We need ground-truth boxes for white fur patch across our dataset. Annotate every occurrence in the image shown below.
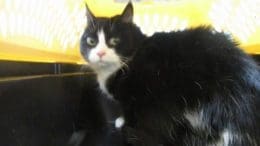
[97,67,117,98]
[184,110,204,129]
[115,116,125,129]
[185,111,239,146]
[88,30,120,65]
[212,130,234,146]
[222,130,233,146]
[88,30,121,97]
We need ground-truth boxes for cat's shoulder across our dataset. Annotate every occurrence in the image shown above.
[144,25,237,46]
[139,25,240,56]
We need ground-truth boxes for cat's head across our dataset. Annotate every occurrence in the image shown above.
[80,2,145,73]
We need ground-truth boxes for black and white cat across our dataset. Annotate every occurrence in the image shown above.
[80,2,260,146]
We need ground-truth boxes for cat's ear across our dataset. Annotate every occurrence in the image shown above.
[85,3,96,26]
[120,2,133,23]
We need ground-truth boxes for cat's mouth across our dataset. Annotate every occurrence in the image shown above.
[89,59,116,67]
[95,60,109,66]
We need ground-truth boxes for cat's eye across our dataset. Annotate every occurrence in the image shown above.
[86,37,97,46]
[109,38,120,46]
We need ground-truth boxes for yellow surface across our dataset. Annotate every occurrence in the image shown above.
[86,0,260,54]
[0,39,85,64]
[0,0,259,64]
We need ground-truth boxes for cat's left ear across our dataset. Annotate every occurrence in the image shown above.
[85,3,96,26]
[120,2,133,23]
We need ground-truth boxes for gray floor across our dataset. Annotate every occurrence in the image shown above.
[0,74,121,146]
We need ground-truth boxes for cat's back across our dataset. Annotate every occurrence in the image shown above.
[128,25,260,105]
[132,26,257,82]
[113,26,260,145]
[140,26,240,59]
[126,26,260,145]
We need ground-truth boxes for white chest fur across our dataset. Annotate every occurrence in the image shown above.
[97,70,112,96]
[88,30,122,99]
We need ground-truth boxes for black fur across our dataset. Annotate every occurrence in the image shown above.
[67,74,124,146]
[80,3,260,146]
[107,26,260,145]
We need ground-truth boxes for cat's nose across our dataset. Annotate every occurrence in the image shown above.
[97,51,106,58]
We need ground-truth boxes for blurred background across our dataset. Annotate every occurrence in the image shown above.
[0,0,259,64]
[0,0,259,146]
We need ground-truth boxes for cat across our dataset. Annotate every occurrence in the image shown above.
[80,2,260,146]
[67,73,124,146]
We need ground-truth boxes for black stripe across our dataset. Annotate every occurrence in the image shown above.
[252,54,260,65]
[0,60,91,78]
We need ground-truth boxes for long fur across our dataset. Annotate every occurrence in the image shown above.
[107,26,260,146]
[80,3,260,146]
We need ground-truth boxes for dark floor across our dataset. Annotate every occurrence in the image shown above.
[0,68,121,146]
[0,54,259,146]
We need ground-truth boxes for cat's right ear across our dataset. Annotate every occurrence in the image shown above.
[120,2,133,23]
[85,3,95,27]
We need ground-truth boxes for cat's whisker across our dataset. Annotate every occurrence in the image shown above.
[120,57,131,66]
[120,56,131,60]
[120,61,129,70]
[119,61,129,75]
[119,56,130,65]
